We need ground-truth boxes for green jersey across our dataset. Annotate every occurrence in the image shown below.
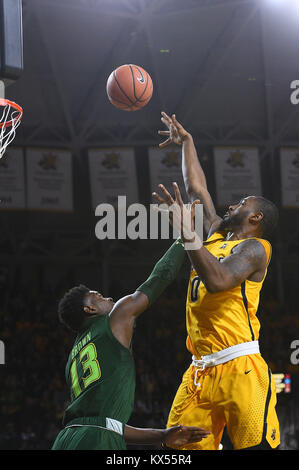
[62,314,135,426]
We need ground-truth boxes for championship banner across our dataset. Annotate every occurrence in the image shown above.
[213,146,262,207]
[0,147,26,209]
[148,146,188,202]
[26,148,73,211]
[280,147,299,208]
[88,147,138,209]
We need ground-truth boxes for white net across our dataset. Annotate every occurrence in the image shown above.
[0,100,22,159]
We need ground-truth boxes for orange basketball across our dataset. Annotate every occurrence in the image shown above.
[106,64,153,111]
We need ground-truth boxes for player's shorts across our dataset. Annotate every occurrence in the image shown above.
[167,354,280,450]
[51,417,126,450]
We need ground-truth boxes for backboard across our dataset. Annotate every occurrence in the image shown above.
[0,0,23,92]
[0,0,23,156]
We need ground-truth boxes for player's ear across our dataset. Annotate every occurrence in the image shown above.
[84,305,95,314]
[249,210,263,226]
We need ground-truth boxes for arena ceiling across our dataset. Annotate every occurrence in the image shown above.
[5,0,299,152]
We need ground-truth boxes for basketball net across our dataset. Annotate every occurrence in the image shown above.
[0,81,23,159]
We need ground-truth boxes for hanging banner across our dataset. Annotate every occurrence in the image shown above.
[280,147,299,208]
[148,146,188,202]
[0,147,25,209]
[26,148,73,211]
[214,146,262,206]
[88,147,138,209]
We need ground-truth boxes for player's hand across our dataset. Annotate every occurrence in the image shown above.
[158,112,189,148]
[152,182,185,233]
[152,182,202,249]
[163,424,210,447]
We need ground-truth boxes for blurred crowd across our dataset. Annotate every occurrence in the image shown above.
[0,269,298,450]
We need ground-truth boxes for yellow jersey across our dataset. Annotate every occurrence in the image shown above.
[186,231,272,358]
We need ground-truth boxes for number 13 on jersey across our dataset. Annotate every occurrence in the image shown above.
[70,343,101,398]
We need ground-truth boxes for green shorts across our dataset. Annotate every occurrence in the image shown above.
[51,417,126,450]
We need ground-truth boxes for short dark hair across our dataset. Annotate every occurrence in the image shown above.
[58,284,90,332]
[254,196,279,239]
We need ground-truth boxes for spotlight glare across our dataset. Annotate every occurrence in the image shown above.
[265,0,299,13]
[265,0,283,4]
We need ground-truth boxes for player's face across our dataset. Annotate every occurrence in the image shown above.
[221,196,254,229]
[86,290,115,316]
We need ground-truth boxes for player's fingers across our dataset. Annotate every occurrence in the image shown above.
[191,200,201,216]
[161,117,171,127]
[192,430,210,437]
[161,117,172,129]
[172,114,182,126]
[173,182,184,206]
[179,425,210,433]
[179,426,211,437]
[185,433,208,443]
[152,192,167,206]
[171,114,180,126]
[191,199,201,222]
[191,199,201,206]
[158,130,170,136]
[187,436,205,443]
[188,431,209,439]
[161,111,172,123]
[158,138,172,148]
[158,184,175,205]
[172,114,185,132]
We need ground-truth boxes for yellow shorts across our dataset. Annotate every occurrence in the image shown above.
[167,354,280,450]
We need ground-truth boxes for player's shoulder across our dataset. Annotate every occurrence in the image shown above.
[231,238,268,262]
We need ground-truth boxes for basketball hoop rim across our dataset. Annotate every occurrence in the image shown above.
[0,97,23,128]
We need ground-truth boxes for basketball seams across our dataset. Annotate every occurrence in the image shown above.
[134,66,153,103]
[107,64,153,110]
[142,72,153,103]
[131,65,150,103]
[113,70,135,106]
[108,93,135,110]
[128,65,150,105]
[129,65,137,104]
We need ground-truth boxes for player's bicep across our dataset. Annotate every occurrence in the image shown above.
[217,240,266,289]
[108,292,149,349]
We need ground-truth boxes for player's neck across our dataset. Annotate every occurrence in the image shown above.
[225,227,261,241]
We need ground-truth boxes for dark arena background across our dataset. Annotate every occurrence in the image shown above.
[0,0,299,452]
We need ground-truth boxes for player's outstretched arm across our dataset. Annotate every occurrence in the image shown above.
[124,424,210,447]
[158,111,222,238]
[109,239,185,349]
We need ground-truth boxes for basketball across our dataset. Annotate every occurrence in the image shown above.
[106,64,153,111]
